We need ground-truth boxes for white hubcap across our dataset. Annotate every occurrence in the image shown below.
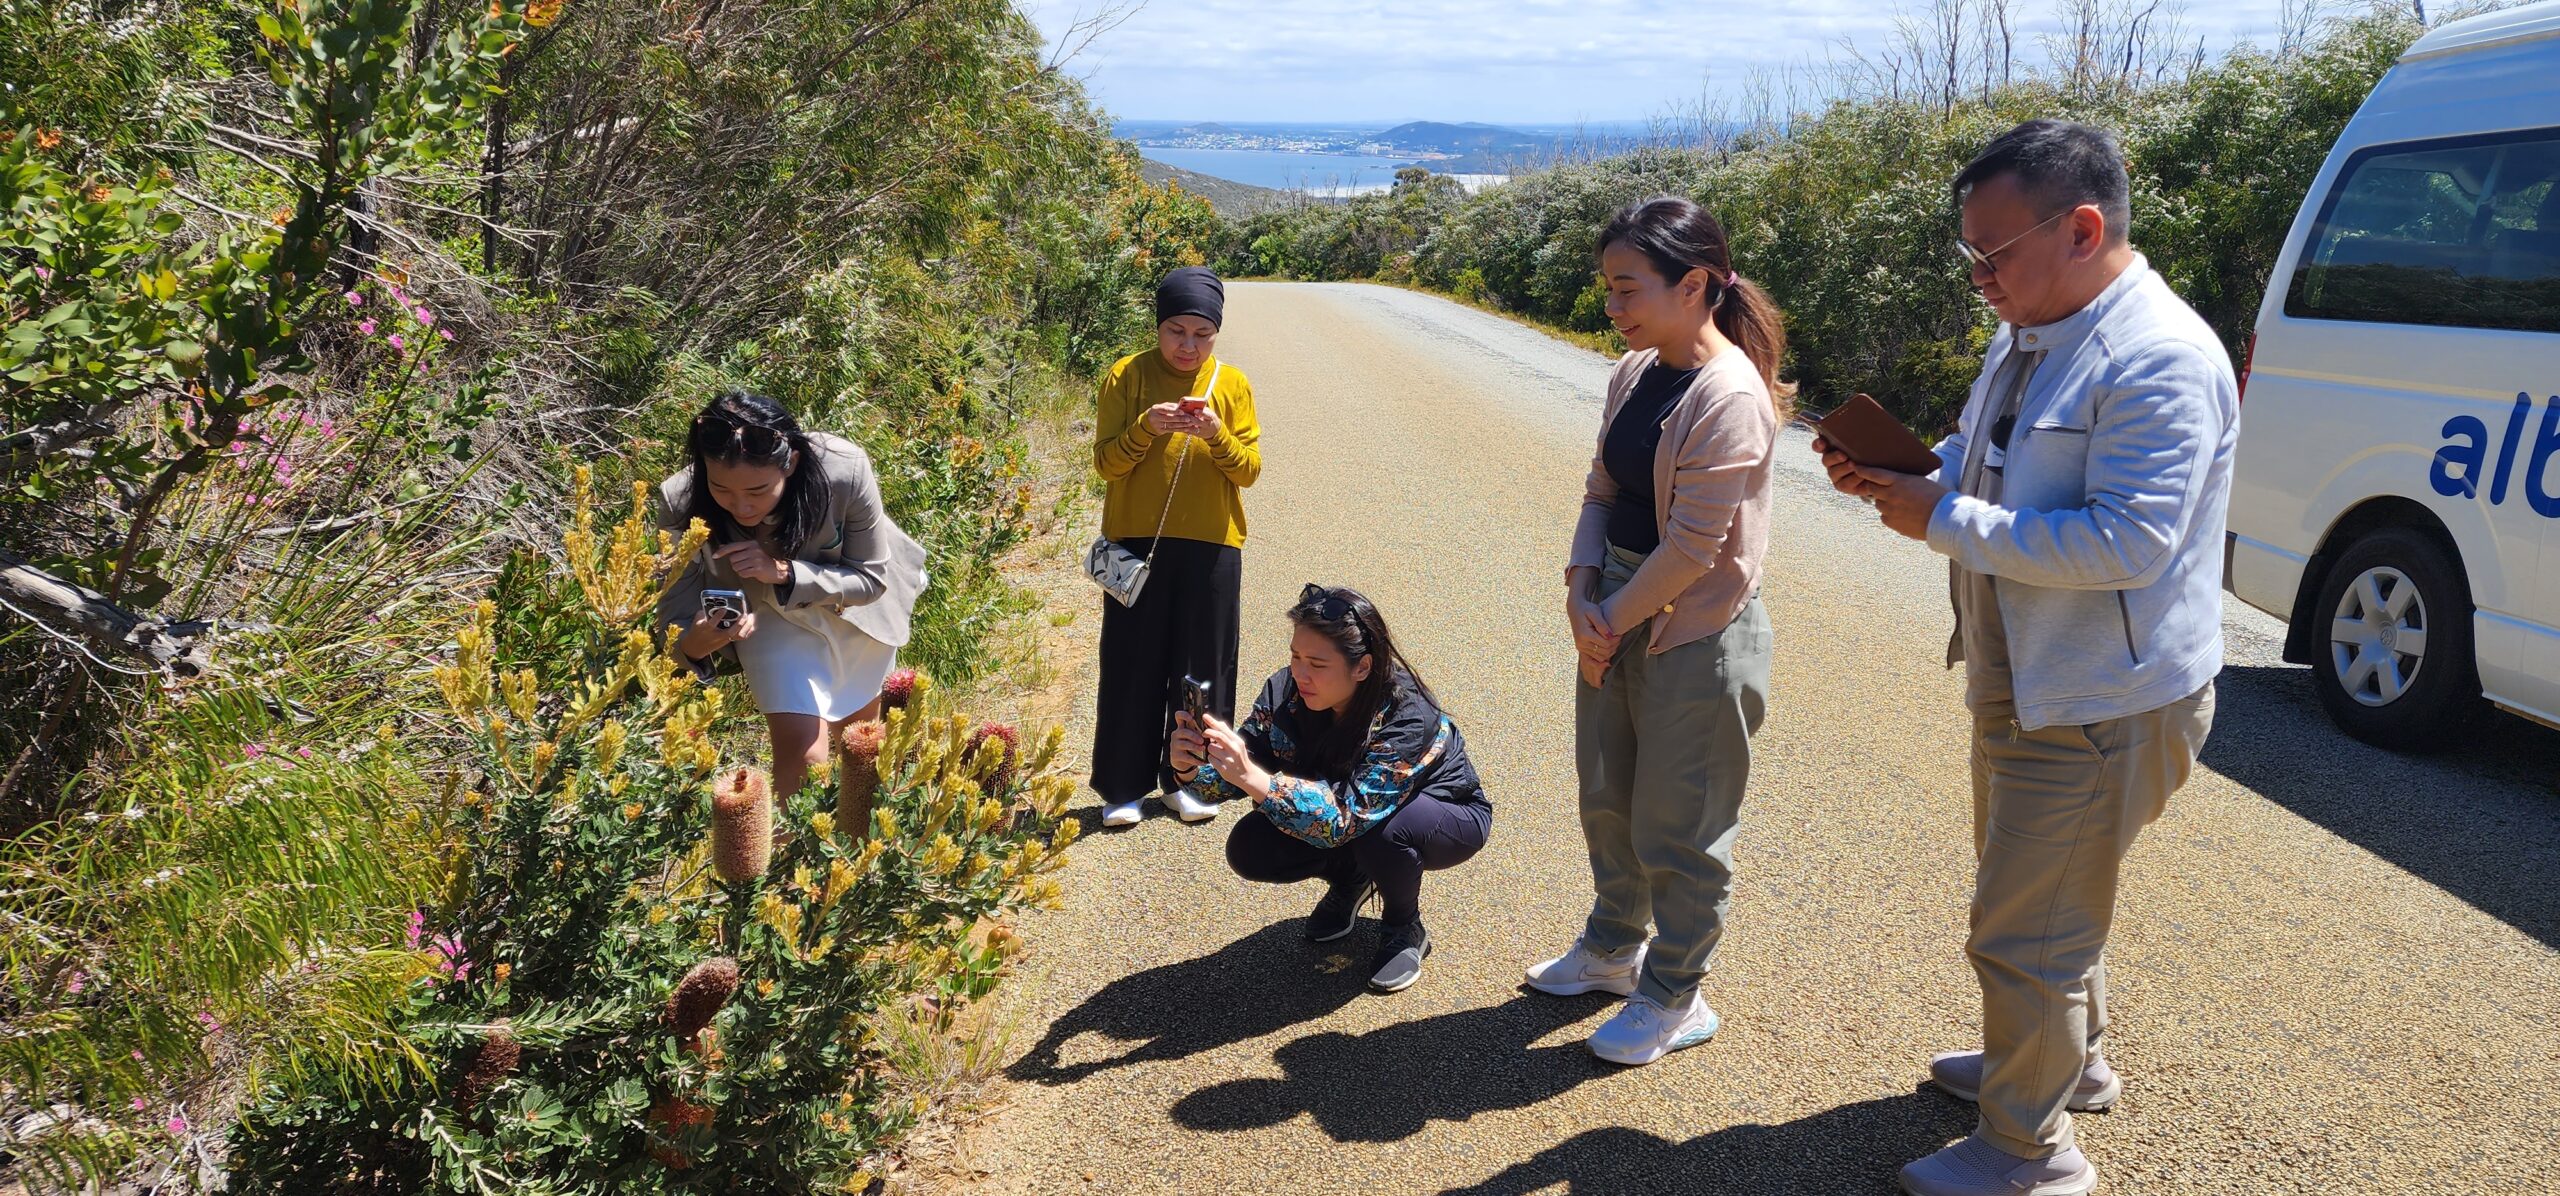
[2330,566,2427,707]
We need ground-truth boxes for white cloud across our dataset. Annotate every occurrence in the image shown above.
[1024,0,2301,123]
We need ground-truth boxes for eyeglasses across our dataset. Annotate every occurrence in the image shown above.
[694,411,787,459]
[1298,583,1353,621]
[1953,207,2071,277]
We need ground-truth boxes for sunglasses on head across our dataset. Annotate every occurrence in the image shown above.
[1298,583,1354,621]
[694,411,789,459]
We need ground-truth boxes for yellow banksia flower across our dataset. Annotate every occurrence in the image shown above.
[756,978,776,998]
[623,802,644,821]
[921,833,963,877]
[973,796,1006,836]
[809,810,836,841]
[593,720,629,775]
[872,805,898,841]
[434,602,497,718]
[1025,724,1064,776]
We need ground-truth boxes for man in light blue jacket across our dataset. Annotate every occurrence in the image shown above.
[1819,120,2236,1196]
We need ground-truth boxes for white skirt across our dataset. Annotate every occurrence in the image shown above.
[734,601,899,721]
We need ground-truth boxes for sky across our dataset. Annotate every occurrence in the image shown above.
[1020,0,2307,126]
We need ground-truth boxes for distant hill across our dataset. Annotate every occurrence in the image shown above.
[1139,159,1292,217]
[1375,121,1545,157]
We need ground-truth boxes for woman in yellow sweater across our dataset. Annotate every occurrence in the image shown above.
[1090,267,1263,828]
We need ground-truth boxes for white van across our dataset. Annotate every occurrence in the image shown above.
[2230,2,2560,750]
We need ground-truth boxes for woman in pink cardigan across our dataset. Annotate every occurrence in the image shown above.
[1524,195,1793,1066]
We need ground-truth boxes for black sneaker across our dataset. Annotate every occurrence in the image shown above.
[1368,920,1431,993]
[1305,877,1375,943]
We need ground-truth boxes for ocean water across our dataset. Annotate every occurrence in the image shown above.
[1141,147,1417,193]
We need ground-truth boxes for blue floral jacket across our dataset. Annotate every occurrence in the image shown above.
[1193,669,1488,849]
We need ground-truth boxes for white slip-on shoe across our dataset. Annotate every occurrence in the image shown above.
[1100,799,1145,828]
[1159,786,1220,823]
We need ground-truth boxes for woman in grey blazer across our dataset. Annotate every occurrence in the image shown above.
[655,391,929,801]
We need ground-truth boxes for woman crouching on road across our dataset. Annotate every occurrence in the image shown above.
[655,390,928,801]
[1172,584,1491,994]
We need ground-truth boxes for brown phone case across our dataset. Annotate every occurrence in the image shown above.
[1809,393,1943,477]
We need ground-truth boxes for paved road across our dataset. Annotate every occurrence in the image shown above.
[960,282,2560,1195]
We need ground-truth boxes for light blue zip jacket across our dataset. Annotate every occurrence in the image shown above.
[1926,256,2239,731]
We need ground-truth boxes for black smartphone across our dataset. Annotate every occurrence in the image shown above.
[702,588,746,630]
[1176,675,1213,728]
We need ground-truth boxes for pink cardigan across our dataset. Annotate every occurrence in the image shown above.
[1567,346,1777,654]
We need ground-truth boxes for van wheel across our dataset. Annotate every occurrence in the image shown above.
[2308,526,2482,752]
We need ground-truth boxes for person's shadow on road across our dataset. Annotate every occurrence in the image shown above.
[1006,921,1373,1086]
[1170,991,1621,1142]
[1434,1090,1975,1195]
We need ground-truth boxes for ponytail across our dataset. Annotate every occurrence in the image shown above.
[1601,195,1796,423]
[1713,274,1796,421]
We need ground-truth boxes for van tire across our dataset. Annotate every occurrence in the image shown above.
[2307,526,2483,753]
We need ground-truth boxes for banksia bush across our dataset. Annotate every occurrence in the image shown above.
[667,956,741,1043]
[227,481,1080,1192]
[711,767,774,883]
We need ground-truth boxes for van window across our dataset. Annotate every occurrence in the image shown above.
[2286,129,2560,334]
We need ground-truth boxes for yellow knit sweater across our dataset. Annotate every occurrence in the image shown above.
[1092,349,1260,548]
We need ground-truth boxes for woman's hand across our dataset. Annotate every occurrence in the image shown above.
[677,607,757,663]
[714,540,793,586]
[1566,569,1619,662]
[1179,402,1224,440]
[1143,401,1189,435]
[1199,716,1270,800]
[1168,712,1208,776]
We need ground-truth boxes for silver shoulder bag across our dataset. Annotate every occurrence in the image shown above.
[1084,362,1219,607]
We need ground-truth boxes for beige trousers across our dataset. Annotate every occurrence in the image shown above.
[1967,683,2215,1157]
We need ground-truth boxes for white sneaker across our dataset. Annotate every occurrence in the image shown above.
[1159,786,1219,823]
[1100,799,1145,828]
[1524,937,1646,997]
[1586,990,1719,1066]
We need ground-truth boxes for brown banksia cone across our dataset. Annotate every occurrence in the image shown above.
[647,1097,715,1170]
[452,1021,520,1115]
[710,767,773,882]
[969,722,1021,790]
[838,720,887,836]
[879,667,920,712]
[667,956,741,1044]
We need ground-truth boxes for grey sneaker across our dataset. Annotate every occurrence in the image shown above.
[1928,1050,2121,1112]
[1305,877,1375,942]
[1898,1134,2096,1196]
[1367,921,1431,993]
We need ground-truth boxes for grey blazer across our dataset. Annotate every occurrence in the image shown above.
[653,431,929,652]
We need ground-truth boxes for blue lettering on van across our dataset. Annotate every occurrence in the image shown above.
[2433,393,2560,517]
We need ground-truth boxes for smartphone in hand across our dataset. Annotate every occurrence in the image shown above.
[702,588,747,631]
[1176,675,1213,729]
[1178,397,1208,415]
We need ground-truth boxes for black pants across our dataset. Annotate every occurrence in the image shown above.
[1225,795,1491,928]
[1091,537,1242,802]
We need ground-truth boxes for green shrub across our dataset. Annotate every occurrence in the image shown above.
[221,472,1079,1194]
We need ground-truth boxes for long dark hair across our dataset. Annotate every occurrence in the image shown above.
[1599,195,1797,419]
[1289,584,1437,781]
[683,390,829,556]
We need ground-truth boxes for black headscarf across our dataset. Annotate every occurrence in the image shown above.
[1154,266,1225,329]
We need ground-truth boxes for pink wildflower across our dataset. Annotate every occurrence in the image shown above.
[165,1114,187,1136]
[33,266,50,282]
[413,307,434,326]
[242,743,266,760]
[344,291,362,306]
[131,1097,149,1112]
[296,746,312,759]
[131,1050,145,1061]
[65,970,85,994]
[388,333,406,352]
[357,319,376,336]
[195,1011,219,1031]
[438,328,454,342]
[405,909,425,951]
